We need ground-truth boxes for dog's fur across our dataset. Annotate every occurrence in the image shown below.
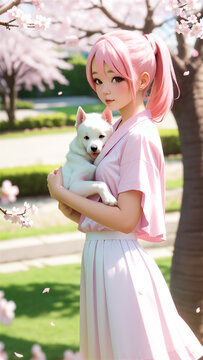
[62,106,117,205]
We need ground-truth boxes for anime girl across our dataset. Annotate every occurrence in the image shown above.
[47,30,203,360]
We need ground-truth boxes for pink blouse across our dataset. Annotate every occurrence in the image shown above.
[78,109,166,243]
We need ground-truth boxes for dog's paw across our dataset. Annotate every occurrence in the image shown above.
[102,193,118,206]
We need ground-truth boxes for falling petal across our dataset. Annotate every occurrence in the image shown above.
[42,288,50,294]
[192,49,199,57]
[14,352,24,358]
[50,321,55,327]
[197,12,201,17]
[58,91,63,95]
[196,307,200,313]
[183,71,190,76]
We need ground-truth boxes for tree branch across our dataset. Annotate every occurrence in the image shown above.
[175,24,188,60]
[89,0,143,31]
[0,0,21,16]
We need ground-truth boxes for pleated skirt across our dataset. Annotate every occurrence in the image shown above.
[80,231,203,360]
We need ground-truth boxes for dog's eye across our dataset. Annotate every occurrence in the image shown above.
[99,135,105,139]
[84,136,89,140]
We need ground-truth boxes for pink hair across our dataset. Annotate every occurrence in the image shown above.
[86,30,180,122]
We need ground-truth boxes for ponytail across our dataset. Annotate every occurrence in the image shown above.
[144,33,180,122]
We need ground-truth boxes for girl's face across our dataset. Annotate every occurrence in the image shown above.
[91,59,133,114]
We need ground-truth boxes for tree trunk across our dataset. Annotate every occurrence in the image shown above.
[170,59,203,343]
[3,73,17,125]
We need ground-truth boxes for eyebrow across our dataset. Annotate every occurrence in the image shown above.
[92,70,114,75]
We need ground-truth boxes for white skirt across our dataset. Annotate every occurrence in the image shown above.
[80,231,203,360]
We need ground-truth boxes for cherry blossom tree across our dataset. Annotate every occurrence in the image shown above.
[0,27,72,124]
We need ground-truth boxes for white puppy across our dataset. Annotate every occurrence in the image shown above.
[62,106,117,205]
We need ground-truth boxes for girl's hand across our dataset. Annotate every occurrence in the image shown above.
[47,167,63,200]
[58,202,81,224]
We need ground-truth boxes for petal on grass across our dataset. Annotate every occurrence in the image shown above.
[14,352,23,358]
[42,288,50,294]
[50,321,55,327]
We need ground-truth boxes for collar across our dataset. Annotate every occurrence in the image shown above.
[94,109,152,166]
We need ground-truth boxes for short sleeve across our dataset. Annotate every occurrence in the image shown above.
[118,131,166,243]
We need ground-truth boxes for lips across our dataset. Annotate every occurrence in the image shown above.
[105,99,114,105]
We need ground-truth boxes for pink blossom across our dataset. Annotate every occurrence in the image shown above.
[35,15,51,29]
[188,15,197,24]
[31,205,39,215]
[18,14,32,28]
[7,6,23,20]
[0,180,19,205]
[31,344,46,360]
[63,350,84,360]
[32,0,44,9]
[20,216,33,228]
[191,49,199,57]
[0,296,16,325]
[0,342,8,360]
[65,35,79,47]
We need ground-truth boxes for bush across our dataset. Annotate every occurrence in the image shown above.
[159,129,181,156]
[0,165,54,197]
[0,113,68,132]
[0,99,34,110]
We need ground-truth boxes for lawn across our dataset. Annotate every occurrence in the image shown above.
[0,258,171,359]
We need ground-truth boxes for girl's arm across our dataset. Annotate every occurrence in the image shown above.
[47,168,142,233]
[58,202,81,224]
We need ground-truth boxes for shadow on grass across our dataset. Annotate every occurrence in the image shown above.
[0,281,80,319]
[0,334,79,360]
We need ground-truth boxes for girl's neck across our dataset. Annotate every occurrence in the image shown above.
[119,97,146,125]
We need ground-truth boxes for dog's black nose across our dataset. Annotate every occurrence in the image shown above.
[91,146,97,152]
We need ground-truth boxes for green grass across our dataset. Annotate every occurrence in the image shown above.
[0,224,78,241]
[0,264,81,359]
[165,179,183,189]
[165,201,181,212]
[0,258,171,359]
[48,103,105,115]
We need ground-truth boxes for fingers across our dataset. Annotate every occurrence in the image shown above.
[58,202,72,216]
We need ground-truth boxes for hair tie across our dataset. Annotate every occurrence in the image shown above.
[143,33,158,55]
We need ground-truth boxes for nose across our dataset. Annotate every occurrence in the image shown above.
[102,83,111,95]
[91,145,97,153]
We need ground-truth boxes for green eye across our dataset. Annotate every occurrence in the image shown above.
[84,136,89,140]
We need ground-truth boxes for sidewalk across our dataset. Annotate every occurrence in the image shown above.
[0,207,180,273]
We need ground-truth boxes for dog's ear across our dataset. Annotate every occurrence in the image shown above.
[75,106,87,127]
[101,107,112,124]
